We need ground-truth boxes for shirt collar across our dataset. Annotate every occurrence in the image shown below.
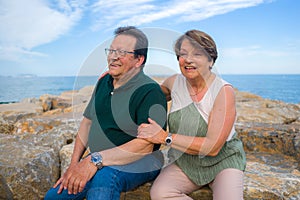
[107,70,145,91]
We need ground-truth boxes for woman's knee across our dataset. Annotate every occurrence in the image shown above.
[211,168,244,200]
[150,181,167,199]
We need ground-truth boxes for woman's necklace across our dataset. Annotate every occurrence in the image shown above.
[189,84,206,96]
[189,73,212,95]
[188,72,213,100]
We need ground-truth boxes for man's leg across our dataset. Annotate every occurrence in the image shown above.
[87,154,162,200]
[45,154,162,200]
[44,182,88,200]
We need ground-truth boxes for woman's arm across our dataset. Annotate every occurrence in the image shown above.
[138,85,236,157]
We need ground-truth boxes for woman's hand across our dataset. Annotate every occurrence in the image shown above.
[137,118,167,144]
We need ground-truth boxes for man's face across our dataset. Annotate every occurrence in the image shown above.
[107,35,140,80]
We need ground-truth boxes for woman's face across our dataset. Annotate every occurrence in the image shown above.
[178,38,213,79]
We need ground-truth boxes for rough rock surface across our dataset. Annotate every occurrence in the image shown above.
[235,90,300,125]
[0,122,77,200]
[0,84,300,199]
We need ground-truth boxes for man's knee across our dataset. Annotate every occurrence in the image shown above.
[87,187,121,200]
[44,187,78,200]
[90,167,121,188]
[44,189,54,200]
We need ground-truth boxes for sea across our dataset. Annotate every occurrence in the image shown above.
[0,74,299,104]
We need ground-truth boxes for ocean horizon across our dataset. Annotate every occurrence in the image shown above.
[0,74,299,104]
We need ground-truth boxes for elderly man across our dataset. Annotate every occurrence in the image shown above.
[45,26,167,200]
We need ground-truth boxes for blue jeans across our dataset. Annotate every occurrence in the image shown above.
[44,153,162,200]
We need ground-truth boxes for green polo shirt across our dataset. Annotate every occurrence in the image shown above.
[84,71,167,153]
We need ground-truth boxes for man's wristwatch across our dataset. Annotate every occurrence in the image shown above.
[90,152,103,170]
[165,133,173,146]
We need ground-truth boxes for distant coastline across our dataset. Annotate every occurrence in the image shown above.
[0,74,38,78]
[0,74,299,104]
[17,74,38,78]
[0,101,17,105]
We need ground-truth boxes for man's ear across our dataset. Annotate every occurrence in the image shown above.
[135,55,145,68]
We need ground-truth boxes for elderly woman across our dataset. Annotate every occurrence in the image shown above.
[138,30,246,200]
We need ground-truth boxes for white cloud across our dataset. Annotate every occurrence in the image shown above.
[90,0,267,30]
[90,0,157,30]
[0,0,269,62]
[0,0,86,61]
[177,0,265,22]
[0,46,47,62]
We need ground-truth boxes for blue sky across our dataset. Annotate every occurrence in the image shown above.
[0,0,299,76]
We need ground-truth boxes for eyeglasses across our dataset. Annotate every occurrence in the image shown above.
[105,48,135,57]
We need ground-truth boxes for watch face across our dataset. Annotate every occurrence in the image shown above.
[166,138,172,143]
[91,152,102,164]
[91,154,100,162]
[165,136,172,145]
[91,152,103,169]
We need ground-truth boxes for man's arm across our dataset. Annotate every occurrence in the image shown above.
[59,83,166,194]
[99,85,167,166]
[69,117,91,164]
[99,138,154,166]
[161,74,177,101]
[53,117,93,195]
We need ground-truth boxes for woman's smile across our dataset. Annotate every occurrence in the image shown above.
[184,65,197,70]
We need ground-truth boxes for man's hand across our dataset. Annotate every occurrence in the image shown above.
[53,156,97,195]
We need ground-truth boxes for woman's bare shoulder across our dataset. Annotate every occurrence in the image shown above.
[162,74,178,88]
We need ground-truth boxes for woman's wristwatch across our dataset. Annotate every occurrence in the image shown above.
[165,133,173,146]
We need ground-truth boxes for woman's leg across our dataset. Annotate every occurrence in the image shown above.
[209,168,244,200]
[150,163,200,200]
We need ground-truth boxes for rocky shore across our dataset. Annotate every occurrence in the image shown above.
[0,83,299,200]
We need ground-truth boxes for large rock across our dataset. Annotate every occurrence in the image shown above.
[0,121,77,199]
[1,86,300,199]
[244,160,300,199]
[59,144,74,176]
[237,123,300,163]
[0,134,59,200]
[235,90,300,125]
[0,102,43,123]
[40,94,72,112]
[119,157,300,200]
[59,122,300,200]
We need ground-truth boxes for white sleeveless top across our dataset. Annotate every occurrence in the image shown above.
[169,74,235,141]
